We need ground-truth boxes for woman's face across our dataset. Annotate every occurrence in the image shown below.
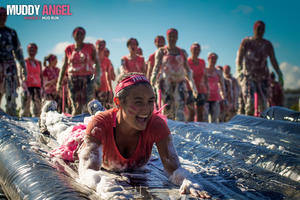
[120,84,155,131]
[28,47,37,58]
[128,40,138,53]
[208,54,218,66]
[73,30,85,44]
[155,37,165,48]
[50,57,57,67]
[191,46,201,58]
[97,41,106,52]
[167,32,178,46]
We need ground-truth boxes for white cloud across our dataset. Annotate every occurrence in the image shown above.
[280,62,300,89]
[201,44,210,50]
[111,37,127,43]
[233,5,253,15]
[51,41,71,55]
[85,36,98,44]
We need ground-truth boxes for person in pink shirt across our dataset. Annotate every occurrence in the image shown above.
[78,72,210,199]
[56,27,101,116]
[120,38,146,74]
[95,39,112,109]
[42,54,61,109]
[186,43,209,122]
[20,43,43,117]
[223,65,240,121]
[205,53,226,123]
[269,72,284,107]
[137,47,143,56]
[146,35,165,80]
[104,48,116,107]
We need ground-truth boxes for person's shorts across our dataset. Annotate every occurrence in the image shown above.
[196,93,207,106]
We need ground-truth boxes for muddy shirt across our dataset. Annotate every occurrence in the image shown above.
[160,47,186,83]
[121,55,145,73]
[65,43,95,76]
[25,58,41,88]
[187,58,207,94]
[237,37,273,81]
[43,66,60,94]
[0,26,21,61]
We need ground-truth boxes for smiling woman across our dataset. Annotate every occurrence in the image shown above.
[78,72,211,198]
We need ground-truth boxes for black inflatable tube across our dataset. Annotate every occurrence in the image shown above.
[0,116,97,200]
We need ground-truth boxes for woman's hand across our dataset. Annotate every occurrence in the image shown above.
[180,179,211,198]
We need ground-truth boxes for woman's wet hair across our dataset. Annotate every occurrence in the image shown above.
[115,72,150,103]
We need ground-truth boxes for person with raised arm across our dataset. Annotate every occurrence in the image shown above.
[56,27,101,116]
[236,20,283,116]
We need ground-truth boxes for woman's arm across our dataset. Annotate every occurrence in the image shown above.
[56,54,68,93]
[156,135,210,198]
[77,134,103,190]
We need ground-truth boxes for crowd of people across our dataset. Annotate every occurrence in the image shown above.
[0,6,284,122]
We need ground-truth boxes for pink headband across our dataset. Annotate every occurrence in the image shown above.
[27,43,38,51]
[166,28,178,37]
[115,75,150,94]
[253,21,265,31]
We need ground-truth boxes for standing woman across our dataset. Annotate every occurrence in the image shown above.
[120,38,146,74]
[104,48,116,108]
[0,7,27,116]
[20,43,43,117]
[205,53,226,123]
[42,54,61,110]
[186,43,209,122]
[56,27,101,116]
[95,39,111,108]
[151,28,198,121]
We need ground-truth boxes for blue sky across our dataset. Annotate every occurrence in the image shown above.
[1,0,300,89]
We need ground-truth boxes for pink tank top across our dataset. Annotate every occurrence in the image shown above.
[43,66,60,94]
[25,58,41,88]
[86,108,170,172]
[207,69,222,101]
[65,43,95,76]
[161,47,186,82]
[187,58,207,94]
[121,55,145,73]
[98,57,110,92]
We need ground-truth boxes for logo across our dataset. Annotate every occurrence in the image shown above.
[6,4,72,20]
